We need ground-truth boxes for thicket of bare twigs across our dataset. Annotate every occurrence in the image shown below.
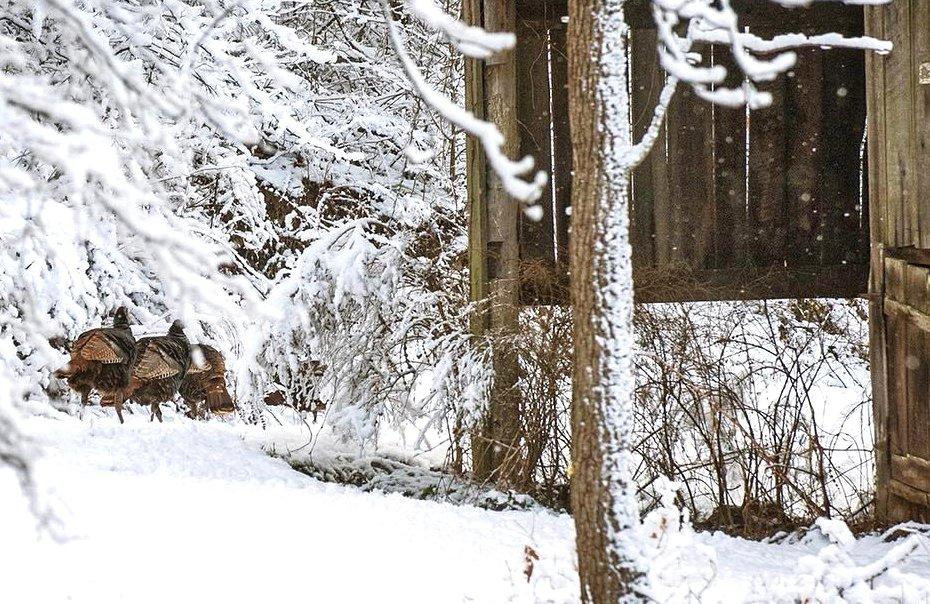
[458,292,873,537]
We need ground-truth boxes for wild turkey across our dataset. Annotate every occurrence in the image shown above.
[121,320,191,423]
[179,344,235,418]
[54,307,136,413]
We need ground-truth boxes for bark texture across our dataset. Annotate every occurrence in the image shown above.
[568,1,645,601]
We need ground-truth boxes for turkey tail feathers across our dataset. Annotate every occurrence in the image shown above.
[206,387,235,414]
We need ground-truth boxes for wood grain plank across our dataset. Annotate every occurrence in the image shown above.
[630,28,662,269]
[905,263,930,315]
[549,24,571,264]
[464,0,489,331]
[819,47,869,267]
[516,17,555,263]
[713,47,750,269]
[914,0,930,249]
[748,68,788,267]
[906,317,930,460]
[885,309,908,457]
[889,478,930,508]
[869,248,891,519]
[884,298,930,335]
[882,0,915,247]
[886,256,907,302]
[866,3,891,520]
[866,3,889,247]
[891,454,930,494]
[784,49,824,267]
[665,58,715,268]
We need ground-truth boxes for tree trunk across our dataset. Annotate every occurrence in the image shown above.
[568,0,645,601]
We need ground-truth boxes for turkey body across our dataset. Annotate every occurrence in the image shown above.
[55,307,135,409]
[124,320,191,423]
[179,344,235,417]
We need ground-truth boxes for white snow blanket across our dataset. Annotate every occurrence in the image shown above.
[2,411,929,603]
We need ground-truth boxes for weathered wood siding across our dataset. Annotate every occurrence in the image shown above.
[866,1,930,522]
[509,2,871,303]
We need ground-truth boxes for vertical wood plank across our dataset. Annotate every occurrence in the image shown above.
[886,309,908,457]
[630,28,662,269]
[906,321,930,461]
[885,258,909,460]
[549,24,572,264]
[883,0,915,247]
[713,48,749,269]
[865,1,891,522]
[904,264,930,466]
[819,46,869,267]
[665,61,716,268]
[914,0,930,249]
[516,16,555,264]
[748,71,788,267]
[484,0,519,245]
[905,264,930,314]
[886,257,907,302]
[464,0,489,333]
[476,0,523,484]
[784,49,824,267]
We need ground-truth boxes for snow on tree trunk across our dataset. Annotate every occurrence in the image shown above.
[568,0,645,601]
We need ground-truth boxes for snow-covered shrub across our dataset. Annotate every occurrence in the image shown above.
[637,479,717,601]
[758,519,930,602]
[247,207,490,446]
[1,0,485,473]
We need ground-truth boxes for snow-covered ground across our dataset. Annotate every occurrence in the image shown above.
[3,410,929,603]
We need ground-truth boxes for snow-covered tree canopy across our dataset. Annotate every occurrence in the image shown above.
[0,0,502,473]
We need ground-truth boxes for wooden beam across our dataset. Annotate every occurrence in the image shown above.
[519,262,870,305]
[914,0,930,249]
[550,24,572,262]
[516,0,862,31]
[891,454,930,494]
[864,0,890,516]
[889,478,930,508]
[464,0,489,335]
[468,0,524,486]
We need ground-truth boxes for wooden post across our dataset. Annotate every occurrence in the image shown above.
[865,2,890,523]
[465,0,524,485]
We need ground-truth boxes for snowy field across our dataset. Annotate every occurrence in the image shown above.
[3,409,930,604]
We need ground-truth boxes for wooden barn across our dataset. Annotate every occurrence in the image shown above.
[465,0,930,521]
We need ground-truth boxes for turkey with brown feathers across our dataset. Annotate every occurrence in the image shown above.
[180,344,235,418]
[119,320,191,424]
[54,307,136,415]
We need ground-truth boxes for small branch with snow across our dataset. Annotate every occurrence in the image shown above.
[652,0,892,109]
[690,28,893,55]
[405,0,515,59]
[380,0,547,206]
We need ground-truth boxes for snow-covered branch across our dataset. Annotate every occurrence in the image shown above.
[405,0,515,59]
[652,0,892,109]
[691,28,893,54]
[380,0,548,207]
